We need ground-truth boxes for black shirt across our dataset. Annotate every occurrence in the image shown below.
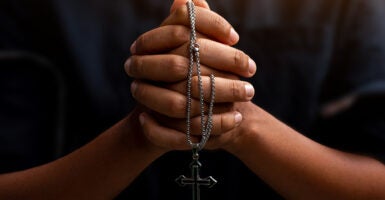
[1,0,385,199]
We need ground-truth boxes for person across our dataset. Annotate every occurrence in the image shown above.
[0,0,385,199]
[128,1,385,199]
[0,0,249,199]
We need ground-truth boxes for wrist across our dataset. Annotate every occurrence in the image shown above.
[222,102,262,155]
[120,107,168,158]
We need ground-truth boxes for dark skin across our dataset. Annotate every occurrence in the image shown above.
[129,0,385,199]
[1,0,384,199]
[0,0,251,199]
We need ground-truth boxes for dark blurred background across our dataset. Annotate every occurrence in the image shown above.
[1,0,385,199]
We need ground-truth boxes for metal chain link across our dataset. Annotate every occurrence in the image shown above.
[186,1,216,151]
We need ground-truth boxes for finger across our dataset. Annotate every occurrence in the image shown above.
[125,54,238,82]
[132,80,205,118]
[132,81,192,118]
[170,0,210,13]
[166,76,255,102]
[141,111,239,151]
[140,112,191,150]
[131,26,256,77]
[130,25,192,55]
[131,80,234,118]
[162,6,239,46]
[170,38,257,78]
[154,111,243,136]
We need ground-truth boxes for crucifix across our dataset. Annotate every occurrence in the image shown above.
[175,1,217,200]
[176,148,217,200]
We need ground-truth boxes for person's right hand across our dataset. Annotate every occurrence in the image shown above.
[127,1,256,80]
[125,0,257,151]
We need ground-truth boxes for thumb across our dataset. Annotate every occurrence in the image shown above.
[170,0,210,13]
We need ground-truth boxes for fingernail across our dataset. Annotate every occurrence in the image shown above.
[245,84,255,99]
[131,81,138,94]
[248,58,257,75]
[139,113,145,126]
[130,41,137,54]
[234,112,242,126]
[230,28,239,44]
[124,58,131,75]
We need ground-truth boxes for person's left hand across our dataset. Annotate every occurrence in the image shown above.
[126,0,257,151]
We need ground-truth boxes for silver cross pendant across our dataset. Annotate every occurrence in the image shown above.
[175,148,217,200]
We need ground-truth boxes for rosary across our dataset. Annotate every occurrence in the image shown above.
[175,1,217,200]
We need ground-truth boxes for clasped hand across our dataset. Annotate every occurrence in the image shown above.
[125,0,257,151]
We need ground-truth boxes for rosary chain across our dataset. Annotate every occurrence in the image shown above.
[186,1,216,151]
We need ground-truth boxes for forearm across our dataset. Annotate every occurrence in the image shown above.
[227,102,385,200]
[0,108,164,199]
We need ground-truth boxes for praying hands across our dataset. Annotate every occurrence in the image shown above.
[126,0,256,150]
[0,0,385,200]
[126,0,385,199]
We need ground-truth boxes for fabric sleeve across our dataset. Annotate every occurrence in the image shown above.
[316,0,385,162]
[0,52,64,172]
[321,0,385,104]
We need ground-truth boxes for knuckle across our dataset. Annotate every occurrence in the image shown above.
[169,56,188,79]
[174,6,188,22]
[230,81,241,100]
[130,56,143,76]
[171,26,189,43]
[136,34,147,52]
[196,38,208,52]
[210,14,227,30]
[233,50,248,70]
[191,76,211,100]
[168,96,186,117]
[191,76,199,86]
